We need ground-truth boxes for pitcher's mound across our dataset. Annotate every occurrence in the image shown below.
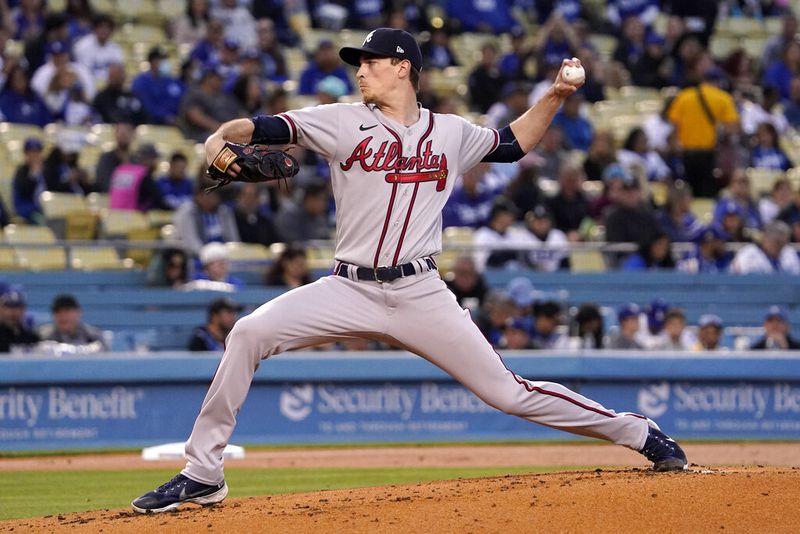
[4,467,799,533]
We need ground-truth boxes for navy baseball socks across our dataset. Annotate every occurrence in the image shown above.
[131,473,228,513]
[640,422,688,472]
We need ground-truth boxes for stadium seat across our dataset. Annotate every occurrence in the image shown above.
[306,245,334,270]
[146,210,175,228]
[100,209,149,238]
[86,192,110,213]
[135,124,186,146]
[118,23,167,45]
[14,247,66,270]
[126,227,161,266]
[64,211,98,241]
[39,192,88,219]
[0,123,43,143]
[2,224,57,244]
[689,198,715,224]
[224,242,272,262]
[70,246,133,270]
[581,180,604,199]
[0,244,20,270]
[569,250,606,273]
[745,167,784,199]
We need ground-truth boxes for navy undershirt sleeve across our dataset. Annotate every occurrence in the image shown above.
[481,125,525,163]
[250,115,292,144]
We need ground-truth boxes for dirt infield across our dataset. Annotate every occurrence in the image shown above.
[1,443,798,533]
[2,468,798,533]
[1,442,799,471]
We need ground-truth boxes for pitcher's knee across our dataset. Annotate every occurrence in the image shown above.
[230,314,275,349]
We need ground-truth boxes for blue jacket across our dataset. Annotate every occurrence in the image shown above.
[298,64,353,96]
[0,90,52,126]
[445,0,516,33]
[442,186,497,228]
[131,72,185,124]
[156,176,194,210]
[552,112,594,151]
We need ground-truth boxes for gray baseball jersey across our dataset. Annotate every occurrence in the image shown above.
[277,103,498,267]
[180,103,651,485]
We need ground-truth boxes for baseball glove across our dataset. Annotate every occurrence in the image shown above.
[205,142,300,192]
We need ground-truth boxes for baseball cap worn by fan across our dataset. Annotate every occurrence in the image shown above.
[764,305,788,322]
[208,297,244,316]
[617,302,640,323]
[0,289,26,308]
[698,314,723,329]
[506,277,537,308]
[200,242,228,266]
[339,28,423,73]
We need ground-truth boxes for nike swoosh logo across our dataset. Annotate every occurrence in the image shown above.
[179,487,188,500]
[359,124,377,131]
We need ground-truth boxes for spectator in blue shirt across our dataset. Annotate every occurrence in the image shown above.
[622,231,676,271]
[253,18,288,82]
[12,0,45,41]
[443,163,499,228]
[534,14,579,70]
[12,138,47,224]
[156,152,194,210]
[551,92,593,151]
[0,65,52,127]
[764,41,800,101]
[189,18,225,66]
[751,122,793,171]
[131,47,185,125]
[717,172,763,232]
[420,26,459,70]
[655,180,703,243]
[606,0,659,29]
[499,26,531,81]
[298,40,353,96]
[713,198,750,242]
[677,225,733,273]
[446,0,517,33]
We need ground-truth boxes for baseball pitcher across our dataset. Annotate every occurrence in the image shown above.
[132,28,686,513]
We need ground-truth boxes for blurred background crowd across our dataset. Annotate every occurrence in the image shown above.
[2,0,800,355]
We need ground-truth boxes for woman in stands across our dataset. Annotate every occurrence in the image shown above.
[264,245,311,289]
[0,65,52,126]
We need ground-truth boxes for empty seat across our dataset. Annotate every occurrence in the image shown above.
[86,192,109,213]
[225,242,271,261]
[146,210,175,228]
[14,247,66,270]
[100,209,149,237]
[135,124,185,145]
[65,211,98,240]
[689,198,715,224]
[3,224,57,243]
[71,246,133,270]
[569,250,607,273]
[39,192,88,219]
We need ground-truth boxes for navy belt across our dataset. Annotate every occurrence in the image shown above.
[336,257,437,283]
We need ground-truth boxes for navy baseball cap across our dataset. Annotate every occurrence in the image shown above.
[46,40,69,56]
[617,302,640,322]
[692,225,725,244]
[0,289,26,307]
[646,299,670,331]
[765,305,788,322]
[24,137,44,152]
[340,28,423,72]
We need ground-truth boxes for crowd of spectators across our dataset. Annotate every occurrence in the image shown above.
[2,2,800,353]
[0,2,799,269]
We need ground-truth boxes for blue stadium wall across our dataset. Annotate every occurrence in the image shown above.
[1,351,799,451]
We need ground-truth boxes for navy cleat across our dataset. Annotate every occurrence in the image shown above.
[131,473,228,513]
[640,425,688,472]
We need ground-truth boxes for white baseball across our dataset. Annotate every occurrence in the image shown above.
[562,63,585,86]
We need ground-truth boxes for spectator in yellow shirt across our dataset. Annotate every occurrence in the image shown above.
[667,66,740,198]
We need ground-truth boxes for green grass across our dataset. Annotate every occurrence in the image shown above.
[0,466,567,521]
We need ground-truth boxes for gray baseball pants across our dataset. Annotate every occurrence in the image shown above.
[183,271,649,485]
